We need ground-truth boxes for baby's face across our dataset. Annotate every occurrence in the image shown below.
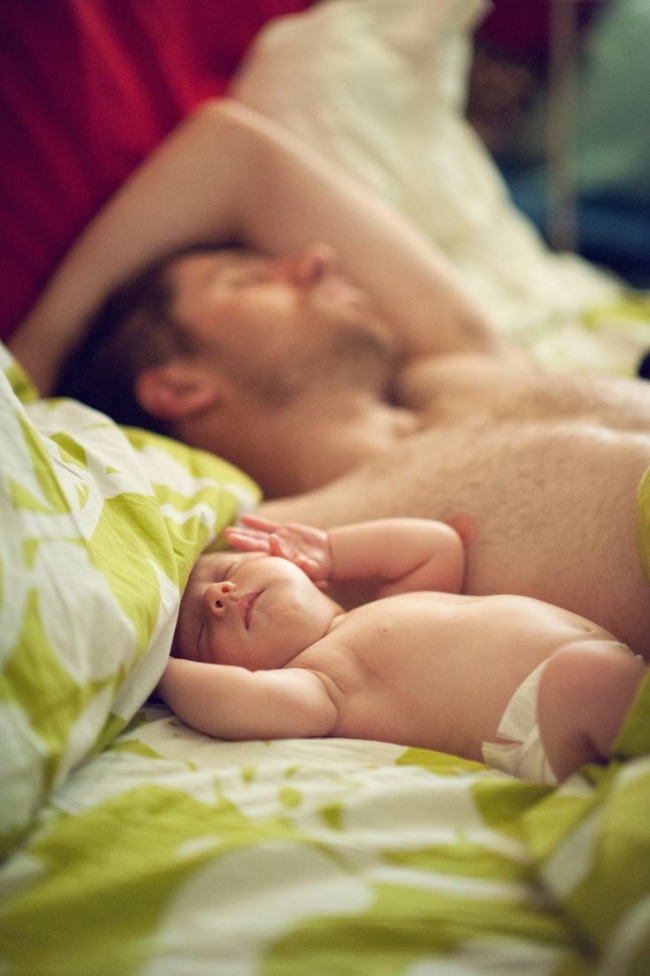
[175,550,340,669]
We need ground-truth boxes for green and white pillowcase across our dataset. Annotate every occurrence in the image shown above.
[0,343,260,860]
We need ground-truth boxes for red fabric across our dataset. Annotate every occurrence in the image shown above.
[0,0,311,340]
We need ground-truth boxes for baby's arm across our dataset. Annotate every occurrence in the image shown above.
[538,644,646,782]
[157,656,338,741]
[228,514,466,596]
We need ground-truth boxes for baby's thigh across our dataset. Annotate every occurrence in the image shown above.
[538,645,645,782]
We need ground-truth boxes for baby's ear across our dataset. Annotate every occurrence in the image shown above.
[136,361,222,420]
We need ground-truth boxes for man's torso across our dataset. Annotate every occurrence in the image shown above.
[263,363,650,657]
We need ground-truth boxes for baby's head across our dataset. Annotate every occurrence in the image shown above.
[174,549,341,669]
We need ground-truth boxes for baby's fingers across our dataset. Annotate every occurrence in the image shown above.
[267,534,305,565]
[239,513,281,533]
[224,526,271,553]
[295,554,322,577]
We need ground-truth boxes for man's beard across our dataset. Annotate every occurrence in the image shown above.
[230,323,396,408]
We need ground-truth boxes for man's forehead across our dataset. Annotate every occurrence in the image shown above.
[168,247,265,321]
[173,246,261,280]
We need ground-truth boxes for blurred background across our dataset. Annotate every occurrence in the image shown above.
[466,0,650,288]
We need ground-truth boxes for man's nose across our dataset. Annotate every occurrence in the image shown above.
[280,242,338,286]
[204,580,237,618]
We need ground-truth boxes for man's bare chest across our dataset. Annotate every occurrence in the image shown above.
[411,360,650,433]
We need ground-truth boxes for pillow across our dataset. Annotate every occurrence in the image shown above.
[232,0,650,377]
[0,343,260,860]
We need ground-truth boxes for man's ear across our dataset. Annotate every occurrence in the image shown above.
[135,362,221,421]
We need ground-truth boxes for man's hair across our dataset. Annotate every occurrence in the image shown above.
[55,244,222,435]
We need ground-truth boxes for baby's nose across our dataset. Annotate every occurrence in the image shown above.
[204,580,237,618]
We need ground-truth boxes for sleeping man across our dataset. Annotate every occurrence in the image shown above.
[10,101,650,661]
[160,514,646,784]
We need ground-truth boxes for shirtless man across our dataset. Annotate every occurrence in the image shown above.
[10,101,650,660]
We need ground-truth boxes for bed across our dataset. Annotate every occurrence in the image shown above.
[2,2,650,974]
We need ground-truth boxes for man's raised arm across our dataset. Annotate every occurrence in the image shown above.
[11,99,520,396]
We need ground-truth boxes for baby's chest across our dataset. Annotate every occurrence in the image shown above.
[344,597,463,669]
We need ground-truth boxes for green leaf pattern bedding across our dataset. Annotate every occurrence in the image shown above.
[0,341,260,860]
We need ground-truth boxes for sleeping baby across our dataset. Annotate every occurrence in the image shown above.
[158,514,646,784]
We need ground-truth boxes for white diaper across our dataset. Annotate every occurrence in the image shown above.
[482,660,557,785]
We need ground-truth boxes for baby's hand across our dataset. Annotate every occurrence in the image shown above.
[225,514,333,582]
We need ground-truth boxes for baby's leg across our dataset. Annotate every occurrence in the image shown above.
[537,642,646,782]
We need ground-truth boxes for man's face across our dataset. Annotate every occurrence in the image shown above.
[168,243,396,404]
